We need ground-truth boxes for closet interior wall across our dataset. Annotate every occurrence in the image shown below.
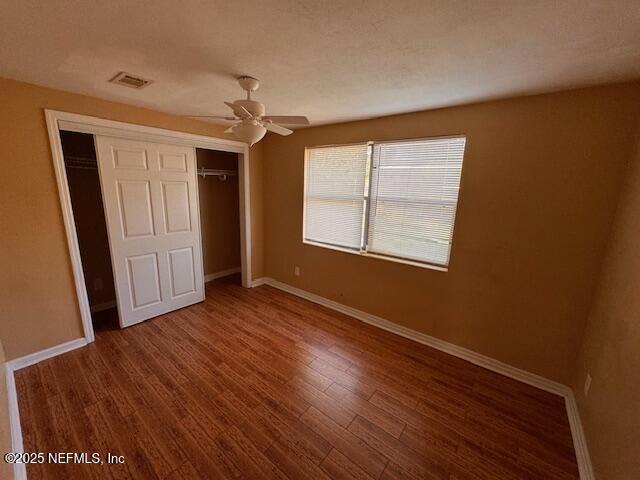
[196,149,241,279]
[60,131,116,313]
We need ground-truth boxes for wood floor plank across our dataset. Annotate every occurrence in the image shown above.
[15,276,579,479]
[215,390,278,452]
[264,438,333,480]
[299,406,388,479]
[83,400,138,480]
[164,462,201,480]
[320,448,375,480]
[286,376,356,427]
[325,383,406,438]
[255,402,332,465]
[180,413,241,480]
[162,418,230,480]
[308,357,376,399]
[216,425,289,480]
[97,394,161,480]
[246,372,311,417]
[348,415,448,480]
[121,412,174,480]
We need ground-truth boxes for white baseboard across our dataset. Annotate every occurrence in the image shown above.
[253,276,594,479]
[5,337,87,480]
[89,300,116,313]
[251,277,268,287]
[564,390,595,479]
[6,338,87,372]
[5,367,26,480]
[204,267,241,283]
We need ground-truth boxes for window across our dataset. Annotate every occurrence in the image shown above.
[303,136,466,269]
[303,144,369,250]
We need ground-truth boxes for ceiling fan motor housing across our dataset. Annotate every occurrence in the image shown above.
[234,99,265,117]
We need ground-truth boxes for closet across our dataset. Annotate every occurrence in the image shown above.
[195,149,242,283]
[60,132,241,332]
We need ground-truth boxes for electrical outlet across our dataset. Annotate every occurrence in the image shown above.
[93,278,103,291]
[584,373,592,397]
[294,266,301,276]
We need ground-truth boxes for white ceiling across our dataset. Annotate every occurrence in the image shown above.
[1,1,639,126]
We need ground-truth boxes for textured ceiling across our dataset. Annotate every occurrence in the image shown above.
[1,0,639,127]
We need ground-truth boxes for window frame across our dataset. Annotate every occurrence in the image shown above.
[302,135,466,272]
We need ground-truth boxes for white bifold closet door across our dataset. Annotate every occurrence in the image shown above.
[95,136,204,327]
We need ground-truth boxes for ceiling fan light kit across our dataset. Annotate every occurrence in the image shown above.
[229,120,267,145]
[188,76,310,146]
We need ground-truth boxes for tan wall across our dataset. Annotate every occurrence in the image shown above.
[0,341,12,480]
[262,82,640,384]
[0,77,263,360]
[572,136,640,479]
[196,149,241,276]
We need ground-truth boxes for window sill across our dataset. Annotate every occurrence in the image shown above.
[302,240,448,272]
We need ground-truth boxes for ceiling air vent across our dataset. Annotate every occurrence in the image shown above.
[109,72,152,89]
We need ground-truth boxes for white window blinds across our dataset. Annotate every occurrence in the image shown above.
[303,136,466,268]
[303,144,369,249]
[367,137,466,266]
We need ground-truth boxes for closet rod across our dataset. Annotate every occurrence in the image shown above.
[65,155,98,170]
[198,168,237,181]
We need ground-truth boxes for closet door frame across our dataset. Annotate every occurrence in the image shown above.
[46,109,251,344]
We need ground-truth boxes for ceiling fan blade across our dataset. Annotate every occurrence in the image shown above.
[264,123,293,136]
[224,101,252,118]
[261,115,309,125]
[186,115,238,120]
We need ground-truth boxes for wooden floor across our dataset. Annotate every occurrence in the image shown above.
[16,276,579,479]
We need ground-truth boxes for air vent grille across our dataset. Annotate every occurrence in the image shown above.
[110,72,152,89]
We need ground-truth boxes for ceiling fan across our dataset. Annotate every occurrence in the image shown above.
[189,76,309,145]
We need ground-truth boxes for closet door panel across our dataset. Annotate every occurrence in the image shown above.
[113,146,149,170]
[95,136,204,328]
[159,152,188,172]
[161,181,192,233]
[126,253,162,309]
[168,247,197,298]
[117,180,155,238]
